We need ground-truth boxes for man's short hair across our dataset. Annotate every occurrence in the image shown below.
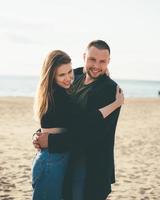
[87,40,110,54]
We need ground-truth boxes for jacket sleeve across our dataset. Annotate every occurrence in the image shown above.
[47,105,107,153]
[48,78,121,152]
[74,80,121,149]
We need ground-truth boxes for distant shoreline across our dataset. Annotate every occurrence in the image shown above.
[0,74,160,82]
[0,76,160,97]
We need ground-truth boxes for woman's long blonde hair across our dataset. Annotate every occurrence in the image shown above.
[34,50,71,121]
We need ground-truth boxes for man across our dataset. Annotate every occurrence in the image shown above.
[33,40,122,200]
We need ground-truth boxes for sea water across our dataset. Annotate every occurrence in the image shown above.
[0,75,160,97]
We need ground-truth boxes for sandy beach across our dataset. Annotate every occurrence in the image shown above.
[0,97,160,200]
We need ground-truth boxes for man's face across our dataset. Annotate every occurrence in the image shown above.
[83,46,110,80]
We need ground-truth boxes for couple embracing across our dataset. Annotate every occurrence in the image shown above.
[32,40,124,200]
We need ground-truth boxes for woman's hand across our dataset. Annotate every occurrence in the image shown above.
[115,86,124,107]
[98,85,124,118]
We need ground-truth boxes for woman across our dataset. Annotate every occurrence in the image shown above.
[32,50,124,200]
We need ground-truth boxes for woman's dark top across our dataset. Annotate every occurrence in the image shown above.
[41,85,71,128]
[40,84,105,153]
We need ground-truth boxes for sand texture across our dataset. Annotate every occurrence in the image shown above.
[0,97,160,200]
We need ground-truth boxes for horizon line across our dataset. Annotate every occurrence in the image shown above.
[0,74,159,82]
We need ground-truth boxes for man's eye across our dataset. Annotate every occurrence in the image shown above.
[101,61,106,64]
[89,58,95,61]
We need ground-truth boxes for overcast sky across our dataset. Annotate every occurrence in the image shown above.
[0,0,160,80]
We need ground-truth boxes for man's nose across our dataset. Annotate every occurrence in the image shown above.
[94,62,100,69]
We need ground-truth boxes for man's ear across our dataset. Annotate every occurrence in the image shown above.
[108,57,111,64]
[83,53,86,61]
[83,67,86,73]
[106,67,110,77]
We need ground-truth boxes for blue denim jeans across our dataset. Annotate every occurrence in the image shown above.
[32,149,70,200]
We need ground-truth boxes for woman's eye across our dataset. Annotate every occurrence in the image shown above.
[69,70,72,74]
[59,74,65,77]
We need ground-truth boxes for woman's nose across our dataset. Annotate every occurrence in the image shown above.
[65,74,71,82]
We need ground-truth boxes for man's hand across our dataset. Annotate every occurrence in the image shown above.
[32,132,49,150]
[32,132,41,151]
[37,133,49,148]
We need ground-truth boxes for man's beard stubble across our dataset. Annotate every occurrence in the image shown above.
[87,69,104,81]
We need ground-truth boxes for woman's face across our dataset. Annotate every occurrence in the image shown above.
[55,63,74,89]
